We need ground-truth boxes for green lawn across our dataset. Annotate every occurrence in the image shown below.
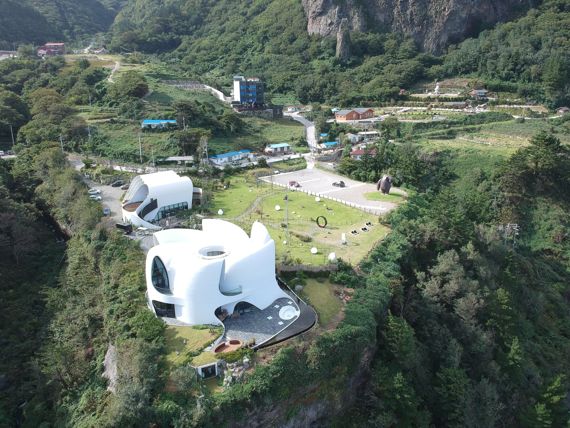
[364,191,406,203]
[210,176,391,265]
[165,325,221,367]
[91,121,179,162]
[210,117,304,153]
[300,278,342,326]
[191,350,219,367]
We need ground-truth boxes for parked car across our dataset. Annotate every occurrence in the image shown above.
[0,151,5,156]
[103,207,111,216]
[111,180,125,187]
[120,183,130,190]
[288,180,301,188]
[88,188,101,195]
[89,195,102,201]
[332,180,346,188]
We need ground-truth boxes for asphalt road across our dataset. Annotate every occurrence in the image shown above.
[285,112,317,152]
[68,154,125,223]
[260,168,401,215]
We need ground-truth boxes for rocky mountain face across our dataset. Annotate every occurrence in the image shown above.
[302,0,538,53]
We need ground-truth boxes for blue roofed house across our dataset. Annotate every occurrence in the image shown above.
[209,149,255,168]
[321,141,339,150]
[141,119,178,130]
[264,143,292,155]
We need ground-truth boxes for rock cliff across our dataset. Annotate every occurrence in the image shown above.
[302,0,538,53]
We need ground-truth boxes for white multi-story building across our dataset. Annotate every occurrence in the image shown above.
[145,220,290,325]
[121,171,198,230]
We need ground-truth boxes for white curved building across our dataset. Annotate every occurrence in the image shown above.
[122,171,195,230]
[145,220,290,326]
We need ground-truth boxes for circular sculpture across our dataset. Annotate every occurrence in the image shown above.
[218,209,224,215]
[279,305,299,321]
[275,205,281,211]
[316,216,328,228]
[310,247,318,255]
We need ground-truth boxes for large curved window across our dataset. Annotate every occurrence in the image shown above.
[151,257,170,293]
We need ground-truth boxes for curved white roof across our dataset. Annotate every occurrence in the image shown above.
[146,220,287,325]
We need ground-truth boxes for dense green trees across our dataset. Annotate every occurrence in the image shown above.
[337,131,570,427]
[443,0,570,107]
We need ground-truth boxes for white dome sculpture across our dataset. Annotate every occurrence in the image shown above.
[310,247,318,254]
[218,209,224,215]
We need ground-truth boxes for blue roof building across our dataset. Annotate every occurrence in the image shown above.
[322,141,339,149]
[142,119,177,129]
[209,149,253,166]
[264,143,292,155]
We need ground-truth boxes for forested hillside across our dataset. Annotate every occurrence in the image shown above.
[108,0,570,107]
[443,0,570,107]
[0,0,125,48]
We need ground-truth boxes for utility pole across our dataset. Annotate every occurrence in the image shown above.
[284,192,289,244]
[151,147,155,169]
[9,124,15,148]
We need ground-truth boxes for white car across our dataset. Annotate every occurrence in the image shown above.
[88,188,101,195]
[89,195,102,201]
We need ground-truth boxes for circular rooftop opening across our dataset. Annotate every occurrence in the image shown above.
[199,245,230,259]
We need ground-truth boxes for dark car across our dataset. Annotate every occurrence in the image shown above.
[103,207,111,216]
[111,180,125,187]
[288,180,301,188]
[332,180,346,188]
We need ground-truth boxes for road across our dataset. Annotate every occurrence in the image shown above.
[68,154,124,223]
[260,168,403,216]
[285,112,317,152]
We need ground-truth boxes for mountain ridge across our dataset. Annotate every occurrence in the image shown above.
[302,0,539,53]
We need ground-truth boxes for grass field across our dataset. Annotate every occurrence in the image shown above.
[210,117,304,153]
[210,175,390,265]
[300,278,342,326]
[364,191,406,203]
[164,325,221,367]
[92,121,179,162]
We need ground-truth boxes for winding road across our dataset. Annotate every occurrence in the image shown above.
[285,111,317,152]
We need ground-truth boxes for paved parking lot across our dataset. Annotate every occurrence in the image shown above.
[261,168,399,215]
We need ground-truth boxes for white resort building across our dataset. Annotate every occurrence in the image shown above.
[146,220,293,326]
[122,171,200,230]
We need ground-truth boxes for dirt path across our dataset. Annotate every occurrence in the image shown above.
[107,60,120,83]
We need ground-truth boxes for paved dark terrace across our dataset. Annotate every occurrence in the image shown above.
[224,297,300,346]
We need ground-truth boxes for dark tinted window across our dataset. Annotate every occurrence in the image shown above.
[151,257,170,292]
[152,301,175,318]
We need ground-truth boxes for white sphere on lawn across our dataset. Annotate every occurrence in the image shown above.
[310,247,318,255]
[218,209,224,215]
[328,252,337,262]
[315,197,321,202]
[275,205,281,211]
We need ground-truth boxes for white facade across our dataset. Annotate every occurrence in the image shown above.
[122,171,194,230]
[233,77,243,103]
[146,220,289,325]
